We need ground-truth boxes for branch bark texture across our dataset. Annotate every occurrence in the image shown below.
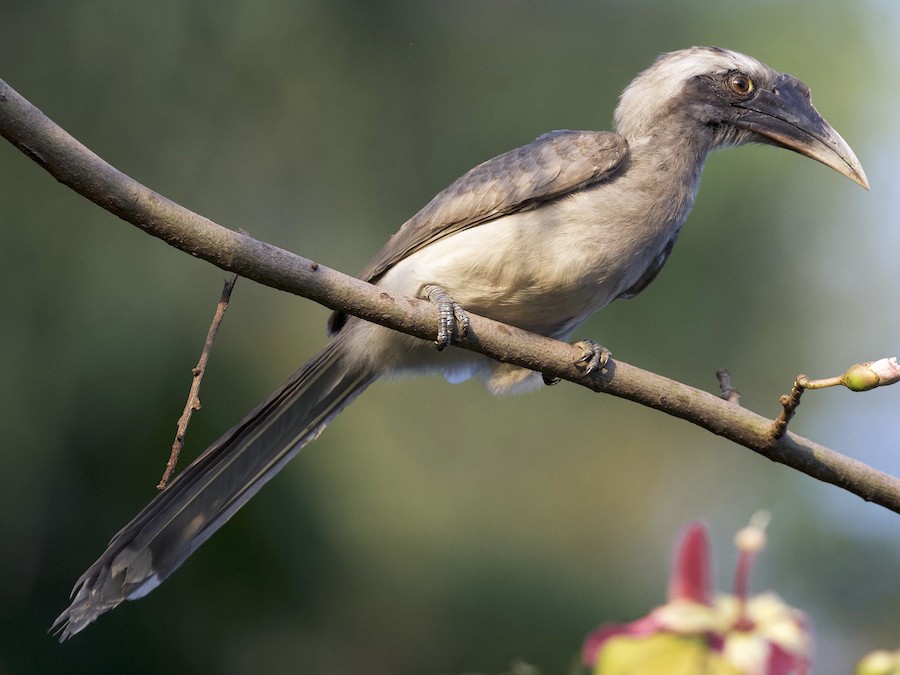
[1,77,898,514]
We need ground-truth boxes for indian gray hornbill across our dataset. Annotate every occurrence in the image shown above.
[52,46,868,639]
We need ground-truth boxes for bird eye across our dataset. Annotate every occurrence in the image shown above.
[728,73,754,96]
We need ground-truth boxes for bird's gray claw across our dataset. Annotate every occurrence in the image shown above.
[542,374,560,386]
[424,285,469,351]
[573,340,611,374]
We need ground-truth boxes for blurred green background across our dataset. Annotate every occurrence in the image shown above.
[1,1,898,673]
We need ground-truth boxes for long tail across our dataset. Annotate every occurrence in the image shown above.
[51,335,374,640]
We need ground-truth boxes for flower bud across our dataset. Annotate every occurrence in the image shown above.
[841,357,900,392]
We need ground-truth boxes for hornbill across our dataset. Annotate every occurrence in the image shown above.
[52,46,868,639]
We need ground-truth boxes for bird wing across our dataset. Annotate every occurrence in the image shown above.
[328,129,628,333]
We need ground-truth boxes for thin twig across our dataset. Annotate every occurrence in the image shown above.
[157,274,238,489]
[1,77,899,514]
[716,369,741,405]
[772,375,809,440]
[772,358,900,439]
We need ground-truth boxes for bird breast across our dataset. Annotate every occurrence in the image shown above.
[376,176,694,340]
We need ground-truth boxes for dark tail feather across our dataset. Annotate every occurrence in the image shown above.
[51,335,373,640]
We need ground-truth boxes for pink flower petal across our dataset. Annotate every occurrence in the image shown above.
[668,522,712,605]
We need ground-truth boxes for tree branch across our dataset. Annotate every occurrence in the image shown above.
[2,76,898,514]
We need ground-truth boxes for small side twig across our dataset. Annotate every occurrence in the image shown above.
[716,369,741,405]
[157,274,238,489]
[772,357,900,440]
[772,375,808,440]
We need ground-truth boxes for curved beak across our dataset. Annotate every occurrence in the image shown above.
[733,74,869,190]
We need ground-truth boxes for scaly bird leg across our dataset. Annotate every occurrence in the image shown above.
[423,285,470,351]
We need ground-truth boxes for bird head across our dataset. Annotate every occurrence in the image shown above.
[615,47,869,189]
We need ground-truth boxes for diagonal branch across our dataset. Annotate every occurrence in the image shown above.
[1,77,898,514]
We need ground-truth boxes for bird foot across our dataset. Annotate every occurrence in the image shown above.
[542,340,611,385]
[423,285,470,351]
[574,339,611,374]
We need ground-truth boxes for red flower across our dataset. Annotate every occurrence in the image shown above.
[582,514,810,675]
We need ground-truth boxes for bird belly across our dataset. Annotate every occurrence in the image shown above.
[376,208,627,338]
[367,191,686,392]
